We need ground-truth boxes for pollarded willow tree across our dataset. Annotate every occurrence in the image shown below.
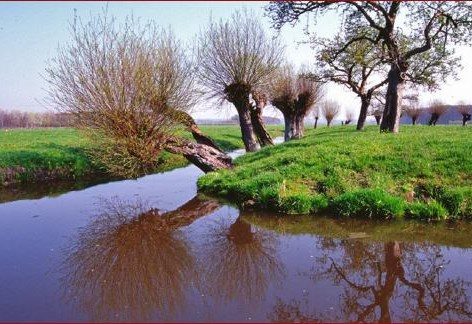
[197,10,284,152]
[428,100,448,126]
[457,101,471,126]
[270,66,324,141]
[267,1,472,133]
[45,13,232,177]
[321,100,341,127]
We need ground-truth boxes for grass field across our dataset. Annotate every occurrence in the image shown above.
[0,125,283,186]
[198,125,472,221]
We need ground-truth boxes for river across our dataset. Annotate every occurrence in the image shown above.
[0,146,471,322]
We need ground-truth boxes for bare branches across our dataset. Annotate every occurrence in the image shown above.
[321,100,341,127]
[428,99,448,126]
[197,9,284,103]
[44,13,197,177]
[270,66,324,140]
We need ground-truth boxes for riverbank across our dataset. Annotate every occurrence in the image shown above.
[0,126,283,187]
[198,125,472,221]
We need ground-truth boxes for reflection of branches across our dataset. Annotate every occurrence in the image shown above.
[398,244,472,322]
[60,195,221,322]
[321,240,472,322]
[201,217,285,306]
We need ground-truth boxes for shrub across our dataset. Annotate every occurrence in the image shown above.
[332,189,404,219]
[405,201,448,221]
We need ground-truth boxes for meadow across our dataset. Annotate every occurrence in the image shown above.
[198,125,472,221]
[0,126,283,186]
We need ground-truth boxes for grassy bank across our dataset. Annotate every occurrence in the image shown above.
[198,125,472,221]
[0,126,283,186]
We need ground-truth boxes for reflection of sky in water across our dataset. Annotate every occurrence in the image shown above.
[0,156,471,322]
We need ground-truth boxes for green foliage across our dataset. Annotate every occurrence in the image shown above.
[199,125,472,220]
[332,189,404,219]
[405,201,448,221]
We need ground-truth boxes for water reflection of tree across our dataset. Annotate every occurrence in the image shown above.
[201,216,285,307]
[60,195,221,322]
[269,239,472,322]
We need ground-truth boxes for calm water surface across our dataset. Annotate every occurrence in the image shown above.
[1,151,472,322]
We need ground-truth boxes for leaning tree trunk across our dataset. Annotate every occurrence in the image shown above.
[250,92,273,147]
[380,65,405,133]
[165,137,233,173]
[356,95,371,131]
[176,110,224,152]
[225,84,258,152]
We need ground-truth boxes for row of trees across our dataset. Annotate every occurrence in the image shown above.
[267,1,472,133]
[45,3,472,176]
[0,109,70,128]
[45,10,328,175]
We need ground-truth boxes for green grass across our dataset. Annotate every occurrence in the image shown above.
[198,125,472,221]
[0,128,95,183]
[0,125,283,185]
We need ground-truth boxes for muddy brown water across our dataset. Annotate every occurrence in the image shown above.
[1,147,472,322]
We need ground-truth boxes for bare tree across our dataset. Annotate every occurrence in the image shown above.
[271,66,324,141]
[344,110,355,125]
[403,93,423,125]
[45,12,231,177]
[321,100,341,127]
[457,101,471,126]
[197,10,283,151]
[428,100,448,126]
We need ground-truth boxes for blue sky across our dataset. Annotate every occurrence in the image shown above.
[0,1,471,119]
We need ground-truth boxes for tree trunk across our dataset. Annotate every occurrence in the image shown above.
[429,113,438,126]
[165,138,233,173]
[327,119,332,127]
[374,115,381,125]
[463,113,471,126]
[291,112,303,139]
[379,241,402,323]
[356,95,371,131]
[380,65,405,133]
[250,104,273,147]
[224,84,258,152]
[295,112,306,139]
[314,117,319,129]
[282,113,293,142]
[412,116,417,125]
[236,106,258,152]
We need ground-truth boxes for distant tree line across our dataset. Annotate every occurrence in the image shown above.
[0,109,71,128]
